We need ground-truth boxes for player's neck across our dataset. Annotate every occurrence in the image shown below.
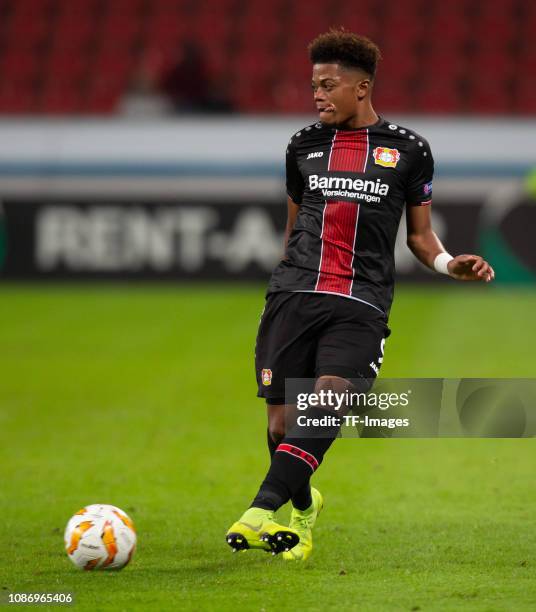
[338,103,378,130]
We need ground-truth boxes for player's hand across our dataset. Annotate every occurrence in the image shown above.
[447,254,495,282]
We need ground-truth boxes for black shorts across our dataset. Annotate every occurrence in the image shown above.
[255,291,391,404]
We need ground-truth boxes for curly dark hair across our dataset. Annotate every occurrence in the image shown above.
[308,28,381,77]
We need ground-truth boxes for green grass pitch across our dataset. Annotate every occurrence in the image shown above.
[1,283,535,611]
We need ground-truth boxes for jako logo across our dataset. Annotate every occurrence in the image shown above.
[307,151,324,159]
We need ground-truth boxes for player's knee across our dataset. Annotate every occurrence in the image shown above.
[267,409,286,443]
[268,424,285,444]
[314,375,356,415]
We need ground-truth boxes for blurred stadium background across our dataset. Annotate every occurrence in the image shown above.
[0,0,535,282]
[0,0,535,114]
[2,0,536,609]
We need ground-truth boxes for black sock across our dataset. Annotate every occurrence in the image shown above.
[290,482,312,511]
[252,409,339,511]
[266,430,312,511]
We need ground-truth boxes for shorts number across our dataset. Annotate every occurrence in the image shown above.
[378,338,385,364]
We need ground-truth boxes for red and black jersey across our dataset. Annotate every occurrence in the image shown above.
[267,116,434,316]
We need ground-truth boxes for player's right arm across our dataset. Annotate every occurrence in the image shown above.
[284,196,300,252]
[283,136,304,255]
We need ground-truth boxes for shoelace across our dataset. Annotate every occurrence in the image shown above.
[293,512,313,531]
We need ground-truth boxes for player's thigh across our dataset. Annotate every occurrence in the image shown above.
[315,301,391,389]
[255,292,325,402]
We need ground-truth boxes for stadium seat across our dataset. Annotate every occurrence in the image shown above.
[99,20,141,54]
[48,51,89,76]
[0,50,40,84]
[518,47,536,76]
[0,0,531,115]
[240,0,286,16]
[0,83,37,113]
[378,49,417,81]
[233,77,275,113]
[467,82,511,114]
[513,82,536,114]
[49,18,96,51]
[235,15,281,47]
[92,55,132,84]
[4,14,50,49]
[203,46,232,81]
[83,78,125,113]
[143,16,189,47]
[234,50,275,81]
[279,48,312,83]
[6,0,51,16]
[471,51,515,80]
[271,77,310,113]
[100,0,146,16]
[39,83,82,114]
[428,17,471,46]
[417,82,463,114]
[374,77,415,113]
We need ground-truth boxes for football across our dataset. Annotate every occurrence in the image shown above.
[64,504,136,571]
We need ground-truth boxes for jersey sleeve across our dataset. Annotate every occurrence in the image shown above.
[286,139,305,205]
[405,138,434,206]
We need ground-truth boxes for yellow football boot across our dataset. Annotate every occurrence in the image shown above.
[226,507,300,555]
[282,488,323,561]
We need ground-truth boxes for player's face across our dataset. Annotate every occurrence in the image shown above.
[312,63,369,126]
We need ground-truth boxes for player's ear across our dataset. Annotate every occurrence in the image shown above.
[356,78,371,100]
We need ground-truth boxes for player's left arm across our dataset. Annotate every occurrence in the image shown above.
[405,137,494,282]
[406,205,495,282]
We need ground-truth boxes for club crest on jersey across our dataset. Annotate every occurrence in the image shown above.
[373,147,400,168]
[261,369,272,386]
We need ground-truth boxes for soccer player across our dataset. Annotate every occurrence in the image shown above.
[226,29,494,560]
